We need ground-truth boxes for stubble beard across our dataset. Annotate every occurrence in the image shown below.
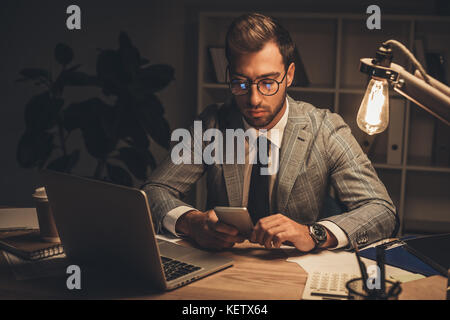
[243,88,287,129]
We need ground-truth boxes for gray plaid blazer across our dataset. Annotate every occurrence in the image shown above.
[142,95,398,249]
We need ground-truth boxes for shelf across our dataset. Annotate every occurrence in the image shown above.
[202,83,336,93]
[200,12,450,23]
[373,163,403,170]
[407,155,450,171]
[202,83,227,89]
[403,171,450,233]
[404,219,450,234]
[340,19,411,89]
[339,88,401,97]
[372,163,450,173]
[288,87,335,93]
[406,165,450,173]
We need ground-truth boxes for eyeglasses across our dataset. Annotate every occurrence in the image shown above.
[228,68,288,96]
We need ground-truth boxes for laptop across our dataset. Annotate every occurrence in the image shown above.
[41,170,233,291]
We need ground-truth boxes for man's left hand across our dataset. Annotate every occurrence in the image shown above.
[250,214,336,252]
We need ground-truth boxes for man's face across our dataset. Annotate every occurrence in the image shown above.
[230,41,295,130]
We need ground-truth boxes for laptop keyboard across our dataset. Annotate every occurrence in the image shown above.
[161,256,202,281]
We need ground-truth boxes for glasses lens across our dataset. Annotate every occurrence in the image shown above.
[230,80,248,95]
[258,79,278,96]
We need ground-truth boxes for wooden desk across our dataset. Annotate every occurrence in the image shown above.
[0,241,307,300]
[0,208,446,300]
[0,240,448,300]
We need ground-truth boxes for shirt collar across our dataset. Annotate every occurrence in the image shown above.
[242,98,289,149]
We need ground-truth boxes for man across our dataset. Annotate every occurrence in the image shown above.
[142,13,397,252]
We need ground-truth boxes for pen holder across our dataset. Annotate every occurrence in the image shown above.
[346,278,402,300]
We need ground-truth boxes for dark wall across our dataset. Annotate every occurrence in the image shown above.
[0,0,441,205]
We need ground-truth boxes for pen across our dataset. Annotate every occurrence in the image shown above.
[378,238,404,249]
[376,245,386,295]
[310,291,350,299]
[353,241,369,293]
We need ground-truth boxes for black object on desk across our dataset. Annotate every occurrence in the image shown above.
[359,238,442,277]
[403,233,450,276]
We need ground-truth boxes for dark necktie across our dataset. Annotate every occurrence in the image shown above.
[247,135,271,224]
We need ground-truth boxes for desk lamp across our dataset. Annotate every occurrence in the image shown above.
[357,39,450,135]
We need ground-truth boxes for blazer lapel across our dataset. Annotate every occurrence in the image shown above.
[274,98,312,213]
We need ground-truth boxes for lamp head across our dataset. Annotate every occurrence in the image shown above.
[358,40,450,131]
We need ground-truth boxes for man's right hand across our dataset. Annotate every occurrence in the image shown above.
[175,209,245,250]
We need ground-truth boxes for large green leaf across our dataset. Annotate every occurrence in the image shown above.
[96,49,128,94]
[81,124,115,159]
[63,98,117,159]
[117,111,149,149]
[137,64,175,93]
[17,131,54,169]
[118,32,141,80]
[54,43,74,66]
[63,98,108,132]
[106,163,133,186]
[24,92,62,132]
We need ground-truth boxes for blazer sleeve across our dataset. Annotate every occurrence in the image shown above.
[141,105,219,234]
[319,112,399,249]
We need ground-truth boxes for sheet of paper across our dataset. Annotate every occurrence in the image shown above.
[0,208,39,229]
[287,242,418,282]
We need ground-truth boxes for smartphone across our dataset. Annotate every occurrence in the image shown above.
[214,206,254,238]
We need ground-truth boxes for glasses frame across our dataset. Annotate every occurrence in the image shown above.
[227,66,288,96]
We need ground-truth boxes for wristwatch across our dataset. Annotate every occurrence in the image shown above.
[308,223,328,249]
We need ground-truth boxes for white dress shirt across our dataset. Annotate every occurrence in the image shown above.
[163,99,349,249]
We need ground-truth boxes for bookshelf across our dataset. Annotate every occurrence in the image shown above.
[196,12,450,235]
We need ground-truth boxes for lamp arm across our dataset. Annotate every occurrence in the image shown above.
[383,39,430,85]
[390,62,450,126]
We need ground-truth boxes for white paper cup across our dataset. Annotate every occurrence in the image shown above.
[32,187,60,243]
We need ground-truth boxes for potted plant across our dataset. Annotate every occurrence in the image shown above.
[16,32,174,186]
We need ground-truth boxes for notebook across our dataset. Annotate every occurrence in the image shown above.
[0,230,64,261]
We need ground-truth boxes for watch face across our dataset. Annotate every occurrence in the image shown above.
[312,224,327,241]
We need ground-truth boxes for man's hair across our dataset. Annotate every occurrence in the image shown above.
[225,13,295,70]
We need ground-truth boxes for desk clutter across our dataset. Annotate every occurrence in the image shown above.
[290,234,450,300]
[0,229,64,261]
[0,208,448,298]
[0,209,67,281]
